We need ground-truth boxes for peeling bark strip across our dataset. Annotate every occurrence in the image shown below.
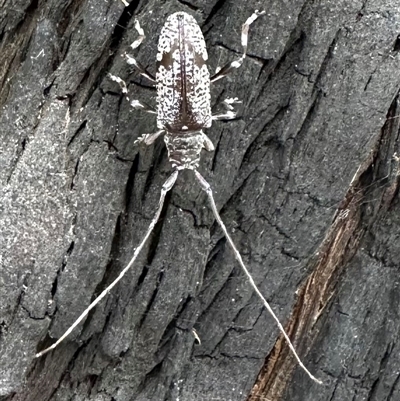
[249,158,366,400]
[35,9,320,383]
[250,93,400,400]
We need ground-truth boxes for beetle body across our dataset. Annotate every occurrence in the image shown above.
[156,12,212,132]
[156,12,213,170]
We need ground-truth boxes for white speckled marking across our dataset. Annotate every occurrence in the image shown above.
[156,12,211,131]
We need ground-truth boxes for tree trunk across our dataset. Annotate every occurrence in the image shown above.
[1,0,399,400]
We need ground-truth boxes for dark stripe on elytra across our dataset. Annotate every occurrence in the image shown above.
[178,14,188,121]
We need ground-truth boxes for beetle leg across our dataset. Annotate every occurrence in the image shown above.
[201,132,215,152]
[212,111,236,121]
[212,97,241,120]
[109,74,156,114]
[134,130,165,146]
[125,20,156,83]
[108,74,129,93]
[128,99,156,114]
[125,54,156,83]
[210,10,265,83]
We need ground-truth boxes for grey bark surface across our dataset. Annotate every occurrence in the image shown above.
[0,0,399,400]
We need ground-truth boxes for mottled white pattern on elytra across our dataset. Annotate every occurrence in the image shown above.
[156,12,211,131]
[157,12,208,61]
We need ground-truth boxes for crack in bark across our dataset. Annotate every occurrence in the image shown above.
[238,103,290,174]
[220,352,262,360]
[138,269,165,328]
[110,0,140,51]
[67,119,87,148]
[365,342,393,401]
[311,29,342,92]
[213,42,268,65]
[50,241,75,300]
[202,0,228,28]
[176,0,199,12]
[124,152,139,211]
[393,34,400,52]
[387,370,400,401]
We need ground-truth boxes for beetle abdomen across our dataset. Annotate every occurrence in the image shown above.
[156,12,212,133]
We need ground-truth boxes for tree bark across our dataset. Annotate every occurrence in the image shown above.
[1,0,399,400]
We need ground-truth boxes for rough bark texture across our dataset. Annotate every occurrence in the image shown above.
[0,0,399,400]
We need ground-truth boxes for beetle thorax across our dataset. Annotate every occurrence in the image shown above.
[164,131,206,170]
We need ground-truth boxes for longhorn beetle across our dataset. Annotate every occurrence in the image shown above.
[36,10,321,384]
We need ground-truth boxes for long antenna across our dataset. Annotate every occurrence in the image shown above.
[194,171,322,384]
[35,170,179,358]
